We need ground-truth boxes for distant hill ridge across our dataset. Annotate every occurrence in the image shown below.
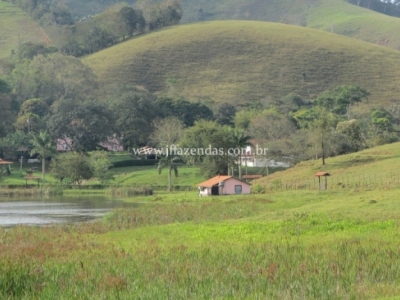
[84,21,400,112]
[179,0,400,52]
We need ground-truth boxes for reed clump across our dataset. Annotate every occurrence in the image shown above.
[106,186,153,197]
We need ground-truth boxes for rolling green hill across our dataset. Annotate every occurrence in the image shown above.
[84,21,400,110]
[180,0,400,52]
[0,1,49,61]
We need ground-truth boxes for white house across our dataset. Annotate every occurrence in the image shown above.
[240,146,290,168]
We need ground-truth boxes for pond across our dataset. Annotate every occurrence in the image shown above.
[0,196,134,227]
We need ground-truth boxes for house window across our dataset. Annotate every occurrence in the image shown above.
[235,185,242,194]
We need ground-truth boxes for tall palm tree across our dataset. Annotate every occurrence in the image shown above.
[157,148,181,192]
[230,129,253,179]
[30,131,56,183]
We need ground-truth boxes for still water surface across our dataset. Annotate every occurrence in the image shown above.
[0,196,132,227]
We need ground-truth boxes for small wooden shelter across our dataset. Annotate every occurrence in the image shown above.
[24,176,41,187]
[314,171,330,191]
[0,159,13,175]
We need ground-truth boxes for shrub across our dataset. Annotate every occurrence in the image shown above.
[112,159,159,168]
[252,184,266,194]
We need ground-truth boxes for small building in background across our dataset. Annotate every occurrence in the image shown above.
[197,175,251,196]
[240,145,290,168]
[57,136,124,152]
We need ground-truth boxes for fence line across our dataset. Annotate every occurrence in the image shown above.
[262,172,400,192]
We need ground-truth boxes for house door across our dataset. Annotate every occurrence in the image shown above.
[211,185,219,195]
[235,185,242,194]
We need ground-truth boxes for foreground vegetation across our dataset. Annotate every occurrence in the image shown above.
[2,189,400,299]
[2,142,400,298]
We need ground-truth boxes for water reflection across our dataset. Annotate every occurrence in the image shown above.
[0,196,134,227]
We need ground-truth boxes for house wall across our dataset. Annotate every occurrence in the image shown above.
[220,178,251,195]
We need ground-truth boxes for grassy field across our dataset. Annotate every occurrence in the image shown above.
[84,20,400,113]
[180,0,400,52]
[3,142,400,297]
[0,1,49,62]
[2,188,400,298]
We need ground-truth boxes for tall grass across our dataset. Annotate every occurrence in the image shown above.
[106,186,153,197]
[1,194,400,298]
[1,232,400,298]
[105,197,273,229]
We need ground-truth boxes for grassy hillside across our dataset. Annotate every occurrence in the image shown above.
[0,1,49,61]
[181,0,400,52]
[253,141,400,193]
[84,21,400,110]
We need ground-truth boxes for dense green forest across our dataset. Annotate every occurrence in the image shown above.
[1,0,400,178]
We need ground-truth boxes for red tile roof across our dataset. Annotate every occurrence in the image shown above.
[197,175,232,187]
[314,172,330,176]
[0,159,13,165]
[242,175,263,179]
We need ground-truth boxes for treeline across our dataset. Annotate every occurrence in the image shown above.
[62,0,183,56]
[5,0,183,57]
[0,50,213,153]
[347,0,400,18]
[2,49,400,177]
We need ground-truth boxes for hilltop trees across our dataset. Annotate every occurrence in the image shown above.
[11,0,74,25]
[59,0,183,57]
[137,0,183,29]
[119,7,146,38]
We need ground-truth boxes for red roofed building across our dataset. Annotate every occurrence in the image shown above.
[197,175,251,196]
